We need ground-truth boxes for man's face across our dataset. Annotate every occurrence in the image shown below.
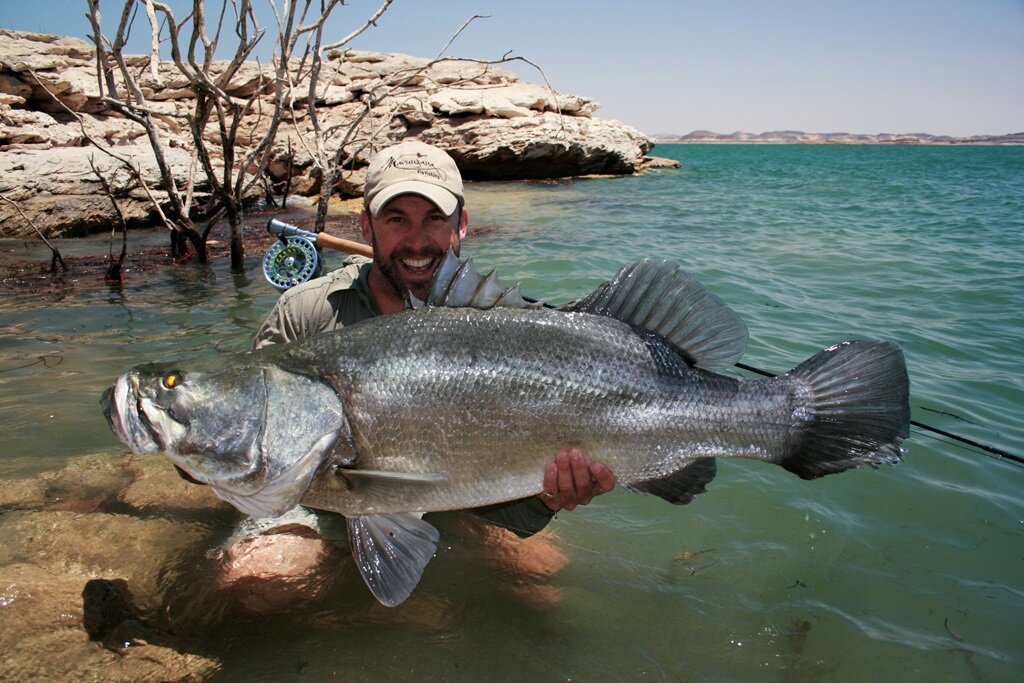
[361,194,467,303]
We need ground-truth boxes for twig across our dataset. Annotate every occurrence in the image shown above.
[322,0,394,51]
[0,192,67,272]
[88,155,129,282]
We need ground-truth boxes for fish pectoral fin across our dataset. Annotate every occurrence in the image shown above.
[335,468,446,492]
[625,457,717,505]
[347,513,440,607]
[207,431,337,519]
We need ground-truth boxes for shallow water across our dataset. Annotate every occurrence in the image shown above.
[1,144,1022,680]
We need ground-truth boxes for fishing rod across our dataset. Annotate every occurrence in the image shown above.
[261,219,1022,466]
[735,362,1023,466]
[263,219,372,290]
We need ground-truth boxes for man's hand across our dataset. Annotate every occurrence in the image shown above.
[539,447,616,512]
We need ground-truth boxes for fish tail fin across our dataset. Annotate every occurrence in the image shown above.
[779,340,910,479]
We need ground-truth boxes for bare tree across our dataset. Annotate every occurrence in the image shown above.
[86,0,356,268]
[83,2,559,272]
[87,0,210,261]
[88,156,130,282]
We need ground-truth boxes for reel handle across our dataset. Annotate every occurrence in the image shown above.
[267,219,373,258]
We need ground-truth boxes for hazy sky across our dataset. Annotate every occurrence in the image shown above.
[3,0,1021,136]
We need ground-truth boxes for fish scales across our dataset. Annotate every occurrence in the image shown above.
[291,305,793,516]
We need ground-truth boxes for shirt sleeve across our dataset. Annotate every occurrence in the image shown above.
[252,257,372,351]
[252,296,301,349]
[470,496,557,538]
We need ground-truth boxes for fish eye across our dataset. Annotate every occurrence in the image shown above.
[162,371,183,389]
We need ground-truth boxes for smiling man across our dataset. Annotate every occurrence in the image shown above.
[254,140,615,531]
[360,141,468,312]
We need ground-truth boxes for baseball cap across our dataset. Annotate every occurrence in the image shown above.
[364,141,464,216]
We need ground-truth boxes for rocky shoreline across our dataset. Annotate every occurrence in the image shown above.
[655,130,1024,145]
[0,30,671,240]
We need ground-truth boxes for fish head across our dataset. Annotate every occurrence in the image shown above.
[101,355,347,518]
[103,361,270,478]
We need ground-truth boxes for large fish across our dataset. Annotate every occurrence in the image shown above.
[102,253,909,606]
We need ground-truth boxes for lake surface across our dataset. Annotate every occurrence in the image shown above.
[1,144,1021,681]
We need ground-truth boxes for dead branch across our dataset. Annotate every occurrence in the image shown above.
[88,156,130,282]
[432,14,490,61]
[0,192,67,273]
[85,0,119,99]
[322,0,394,52]
[141,0,165,84]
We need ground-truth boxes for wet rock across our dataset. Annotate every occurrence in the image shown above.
[0,455,232,679]
[38,453,134,513]
[0,563,219,682]
[82,578,137,641]
[0,476,46,509]
[0,509,211,606]
[119,455,234,517]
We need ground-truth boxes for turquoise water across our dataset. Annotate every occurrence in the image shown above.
[1,144,1021,680]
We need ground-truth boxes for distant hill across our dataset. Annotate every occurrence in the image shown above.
[652,130,1024,145]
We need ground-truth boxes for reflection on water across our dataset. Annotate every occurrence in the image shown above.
[2,145,1023,680]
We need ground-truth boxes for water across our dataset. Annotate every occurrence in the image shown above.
[1,145,1022,680]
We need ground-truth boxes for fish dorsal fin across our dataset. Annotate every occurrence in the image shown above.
[347,513,440,607]
[408,249,539,310]
[562,260,748,370]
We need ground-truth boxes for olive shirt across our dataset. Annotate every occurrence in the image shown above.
[252,255,556,537]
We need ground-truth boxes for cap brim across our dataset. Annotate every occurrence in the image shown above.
[368,181,459,216]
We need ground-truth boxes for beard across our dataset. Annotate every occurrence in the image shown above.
[373,242,460,302]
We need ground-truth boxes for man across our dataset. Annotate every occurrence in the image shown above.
[254,140,615,536]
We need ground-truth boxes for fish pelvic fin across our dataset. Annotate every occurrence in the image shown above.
[347,513,440,607]
[625,457,717,504]
[780,340,910,479]
[409,249,540,310]
[562,260,748,370]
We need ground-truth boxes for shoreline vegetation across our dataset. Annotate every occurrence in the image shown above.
[0,27,658,244]
[653,130,1024,145]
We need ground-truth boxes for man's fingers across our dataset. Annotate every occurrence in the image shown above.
[591,461,617,493]
[540,448,617,512]
[556,449,578,511]
[541,461,561,511]
[568,449,594,506]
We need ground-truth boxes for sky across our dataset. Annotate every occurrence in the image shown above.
[2,0,1022,137]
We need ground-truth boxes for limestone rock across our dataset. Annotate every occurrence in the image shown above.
[0,144,200,237]
[422,112,652,179]
[0,29,658,239]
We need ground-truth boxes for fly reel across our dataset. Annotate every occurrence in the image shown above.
[262,236,321,291]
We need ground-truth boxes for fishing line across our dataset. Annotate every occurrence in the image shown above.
[0,354,64,373]
[528,295,1022,465]
[735,362,1024,466]
[910,426,1024,470]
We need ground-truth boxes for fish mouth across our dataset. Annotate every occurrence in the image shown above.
[100,374,165,456]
